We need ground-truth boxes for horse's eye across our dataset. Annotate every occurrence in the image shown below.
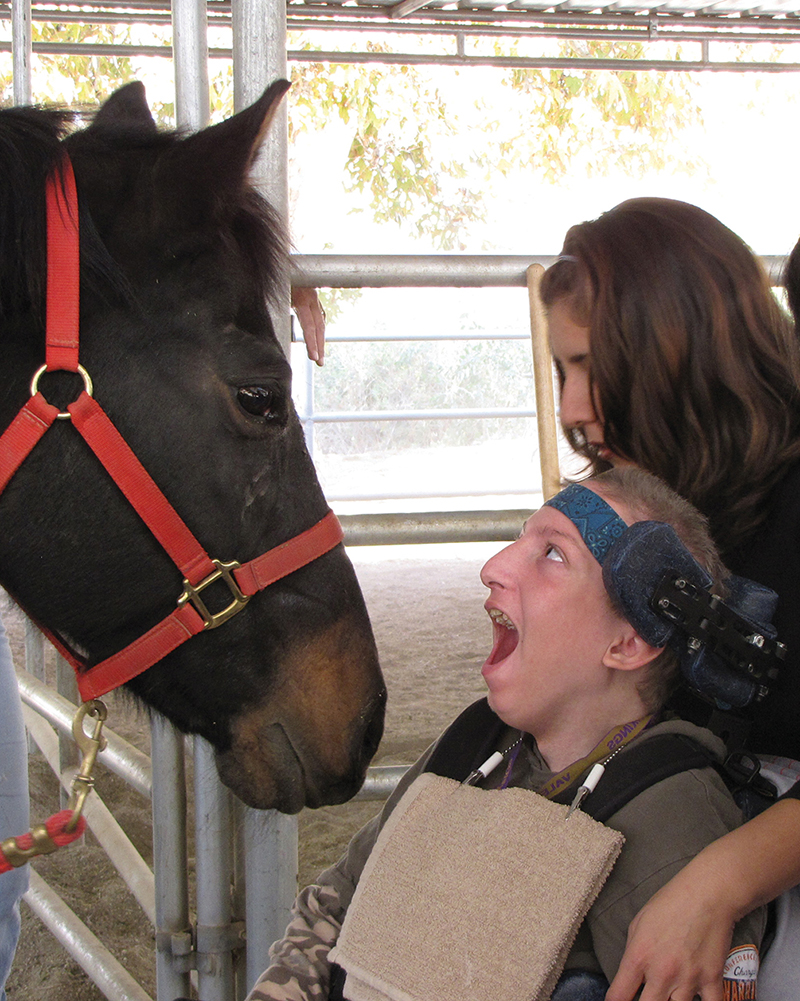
[237,386,275,418]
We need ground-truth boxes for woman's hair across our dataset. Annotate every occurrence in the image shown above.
[784,235,800,329]
[540,197,800,556]
[590,466,727,711]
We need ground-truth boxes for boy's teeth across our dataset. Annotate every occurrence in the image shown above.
[488,608,516,631]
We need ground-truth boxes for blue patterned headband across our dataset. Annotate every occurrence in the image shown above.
[544,483,627,565]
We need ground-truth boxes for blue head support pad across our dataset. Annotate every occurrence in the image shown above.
[544,483,783,709]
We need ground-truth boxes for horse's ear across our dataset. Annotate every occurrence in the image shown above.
[170,80,291,197]
[93,82,157,132]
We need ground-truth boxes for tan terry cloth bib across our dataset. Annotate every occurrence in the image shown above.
[330,773,625,1001]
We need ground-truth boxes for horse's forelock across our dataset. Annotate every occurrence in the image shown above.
[234,188,290,308]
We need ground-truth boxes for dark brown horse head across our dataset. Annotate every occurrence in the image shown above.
[0,82,385,813]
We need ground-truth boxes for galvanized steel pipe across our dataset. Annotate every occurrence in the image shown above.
[340,509,532,546]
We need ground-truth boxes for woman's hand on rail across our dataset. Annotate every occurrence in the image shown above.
[606,798,800,1001]
[292,287,325,366]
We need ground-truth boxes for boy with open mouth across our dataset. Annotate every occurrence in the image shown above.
[247,467,780,1001]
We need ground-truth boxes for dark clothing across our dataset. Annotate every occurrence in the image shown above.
[669,460,800,799]
[725,460,800,765]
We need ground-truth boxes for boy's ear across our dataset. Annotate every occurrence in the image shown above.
[603,624,663,672]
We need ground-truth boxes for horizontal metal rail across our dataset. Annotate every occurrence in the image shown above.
[328,487,537,502]
[5,25,800,72]
[292,253,788,287]
[303,406,537,424]
[288,49,800,72]
[356,765,408,801]
[294,254,556,287]
[340,508,530,545]
[310,331,530,342]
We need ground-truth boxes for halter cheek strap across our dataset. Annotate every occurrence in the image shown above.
[543,483,627,565]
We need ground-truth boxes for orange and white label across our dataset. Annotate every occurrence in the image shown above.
[723,945,759,1000]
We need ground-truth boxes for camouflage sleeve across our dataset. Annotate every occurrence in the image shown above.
[245,754,432,1001]
[245,882,346,1001]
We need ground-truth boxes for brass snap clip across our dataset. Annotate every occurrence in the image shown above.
[66,699,108,833]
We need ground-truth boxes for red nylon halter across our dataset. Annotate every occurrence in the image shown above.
[0,155,343,702]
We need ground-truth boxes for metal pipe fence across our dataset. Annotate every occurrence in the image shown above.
[6,5,792,1001]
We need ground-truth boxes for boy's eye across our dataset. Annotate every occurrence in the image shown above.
[545,545,564,563]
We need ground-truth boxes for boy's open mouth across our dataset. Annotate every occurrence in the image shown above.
[485,607,519,665]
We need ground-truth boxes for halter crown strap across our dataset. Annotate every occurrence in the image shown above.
[544,483,628,565]
[45,156,81,372]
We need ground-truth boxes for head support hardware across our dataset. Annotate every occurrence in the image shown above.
[543,484,786,709]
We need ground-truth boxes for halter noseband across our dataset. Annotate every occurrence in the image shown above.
[0,155,343,702]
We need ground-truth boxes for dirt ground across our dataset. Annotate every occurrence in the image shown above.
[3,544,499,1001]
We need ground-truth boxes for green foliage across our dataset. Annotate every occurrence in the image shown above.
[287,37,709,252]
[0,21,174,122]
[290,49,488,250]
[502,39,705,182]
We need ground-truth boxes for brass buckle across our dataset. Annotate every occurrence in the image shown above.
[178,560,250,630]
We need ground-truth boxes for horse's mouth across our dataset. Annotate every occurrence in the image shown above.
[214,721,308,813]
[214,703,383,813]
[212,616,386,813]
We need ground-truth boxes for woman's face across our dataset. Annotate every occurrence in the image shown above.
[548,299,620,465]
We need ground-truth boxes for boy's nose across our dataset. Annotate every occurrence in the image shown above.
[480,541,519,589]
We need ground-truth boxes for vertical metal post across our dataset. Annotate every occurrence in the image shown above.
[244,808,299,990]
[24,619,44,753]
[231,6,299,987]
[151,717,191,1001]
[171,0,210,130]
[194,737,236,1001]
[11,0,32,105]
[232,0,292,355]
[232,799,248,1001]
[527,263,562,500]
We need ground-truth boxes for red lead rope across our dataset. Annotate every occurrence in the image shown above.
[0,813,87,874]
[0,153,345,701]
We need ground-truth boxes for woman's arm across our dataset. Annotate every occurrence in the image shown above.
[606,798,800,1001]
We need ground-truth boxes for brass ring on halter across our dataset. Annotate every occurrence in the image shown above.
[30,363,94,419]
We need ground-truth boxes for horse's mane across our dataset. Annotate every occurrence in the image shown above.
[0,102,289,343]
[0,106,71,329]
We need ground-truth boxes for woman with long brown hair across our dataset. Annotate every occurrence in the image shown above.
[540,197,800,1001]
